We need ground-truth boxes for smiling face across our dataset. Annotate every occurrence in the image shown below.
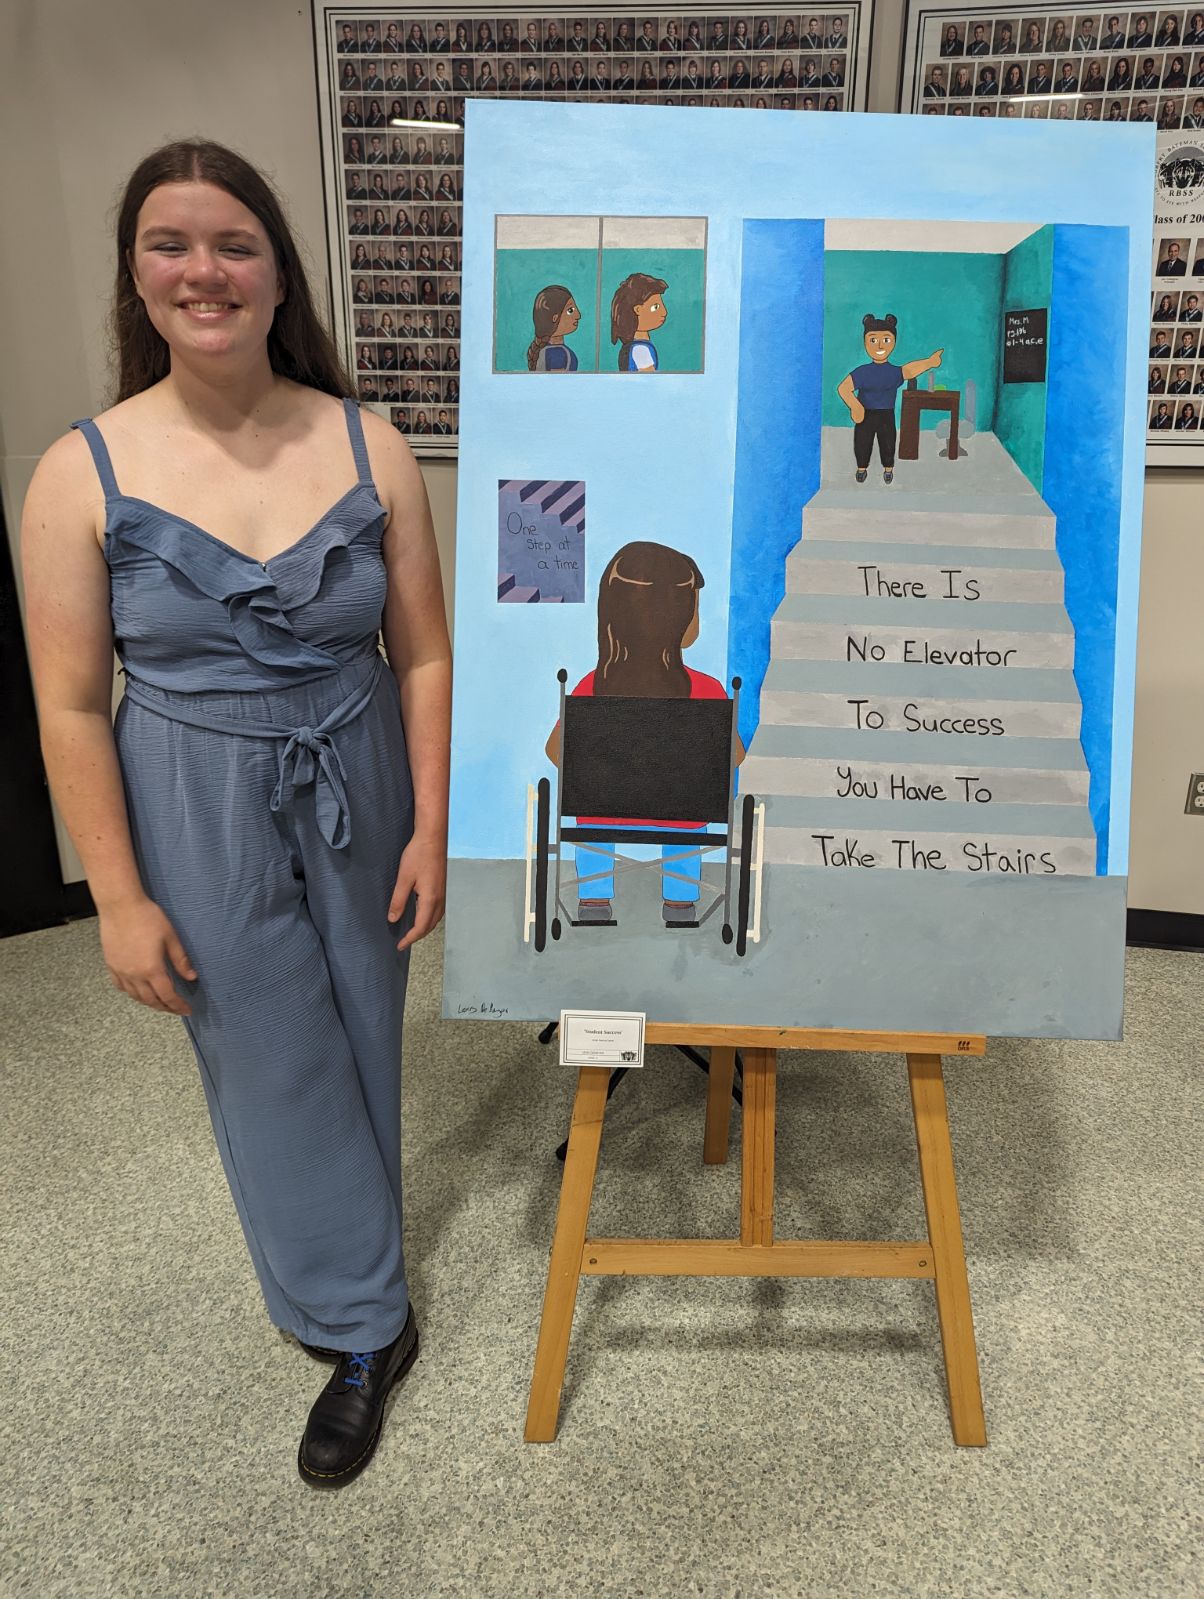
[863,327,896,362]
[126,181,283,365]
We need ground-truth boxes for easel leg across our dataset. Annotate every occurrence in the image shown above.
[703,1046,737,1165]
[907,1053,987,1447]
[740,1048,776,1247]
[525,1066,610,1442]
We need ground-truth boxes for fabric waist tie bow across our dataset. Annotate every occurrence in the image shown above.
[120,655,384,850]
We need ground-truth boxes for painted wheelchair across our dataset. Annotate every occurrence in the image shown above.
[524,669,765,955]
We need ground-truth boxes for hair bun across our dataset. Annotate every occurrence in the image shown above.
[885,313,898,330]
[862,313,876,330]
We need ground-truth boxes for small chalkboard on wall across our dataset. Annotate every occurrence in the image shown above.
[1003,308,1048,384]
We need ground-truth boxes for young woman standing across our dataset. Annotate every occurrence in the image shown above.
[20,139,451,1489]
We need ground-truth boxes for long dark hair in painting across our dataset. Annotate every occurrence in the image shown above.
[594,541,704,697]
[526,284,574,369]
[610,272,667,371]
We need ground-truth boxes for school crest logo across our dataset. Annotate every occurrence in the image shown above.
[1157,140,1204,201]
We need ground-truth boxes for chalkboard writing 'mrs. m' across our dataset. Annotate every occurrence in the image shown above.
[1003,307,1048,384]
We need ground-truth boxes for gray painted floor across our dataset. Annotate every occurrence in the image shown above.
[445,858,1128,1038]
[2,918,1200,1599]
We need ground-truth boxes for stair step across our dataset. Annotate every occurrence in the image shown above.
[741,753,1090,806]
[788,540,1064,604]
[773,593,1073,631]
[745,724,1090,769]
[801,496,1056,549]
[764,795,1096,836]
[759,658,1082,703]
[743,722,1089,804]
[771,593,1074,670]
[762,823,1096,875]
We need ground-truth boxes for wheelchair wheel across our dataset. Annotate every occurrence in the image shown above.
[736,792,755,958]
[534,777,550,953]
[721,923,734,944]
[551,917,562,940]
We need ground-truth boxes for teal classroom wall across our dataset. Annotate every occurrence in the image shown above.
[822,249,1003,429]
[494,246,706,372]
[996,225,1054,490]
[494,247,601,371]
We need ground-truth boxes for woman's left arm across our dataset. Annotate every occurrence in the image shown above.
[369,412,453,950]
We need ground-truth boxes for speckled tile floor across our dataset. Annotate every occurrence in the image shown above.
[1,920,1200,1599]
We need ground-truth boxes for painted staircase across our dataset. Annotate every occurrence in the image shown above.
[741,451,1097,876]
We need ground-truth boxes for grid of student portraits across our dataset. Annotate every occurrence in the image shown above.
[317,4,872,450]
[900,4,1204,128]
[1149,237,1204,433]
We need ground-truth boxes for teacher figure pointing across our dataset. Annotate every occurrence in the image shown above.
[837,313,943,484]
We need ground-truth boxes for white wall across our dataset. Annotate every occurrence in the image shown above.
[2,0,1199,910]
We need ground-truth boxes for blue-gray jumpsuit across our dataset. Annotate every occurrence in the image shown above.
[71,397,413,1352]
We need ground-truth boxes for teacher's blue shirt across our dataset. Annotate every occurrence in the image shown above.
[850,360,905,410]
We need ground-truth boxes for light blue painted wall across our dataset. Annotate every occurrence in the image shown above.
[453,103,1153,872]
[822,250,1002,430]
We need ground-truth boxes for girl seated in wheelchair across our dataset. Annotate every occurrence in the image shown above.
[544,540,743,927]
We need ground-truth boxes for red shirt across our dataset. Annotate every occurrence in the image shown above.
[570,667,729,827]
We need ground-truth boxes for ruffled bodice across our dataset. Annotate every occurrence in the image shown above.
[73,398,389,692]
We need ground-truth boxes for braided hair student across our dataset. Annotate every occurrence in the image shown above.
[836,312,943,483]
[610,272,668,371]
[526,284,581,370]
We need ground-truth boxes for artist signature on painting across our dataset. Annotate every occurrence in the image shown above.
[456,1001,510,1016]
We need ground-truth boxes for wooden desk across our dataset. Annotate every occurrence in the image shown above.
[899,387,960,461]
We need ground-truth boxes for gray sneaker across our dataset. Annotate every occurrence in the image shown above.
[662,900,698,926]
[577,899,613,923]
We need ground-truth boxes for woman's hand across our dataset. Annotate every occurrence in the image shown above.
[851,399,866,424]
[929,348,944,369]
[99,896,196,1016]
[388,829,447,950]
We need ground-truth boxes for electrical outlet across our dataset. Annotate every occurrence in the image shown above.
[1186,774,1204,816]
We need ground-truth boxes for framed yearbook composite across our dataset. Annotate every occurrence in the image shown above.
[899,1,1204,464]
[312,1,876,455]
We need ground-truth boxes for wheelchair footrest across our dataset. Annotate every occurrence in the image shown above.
[569,917,619,928]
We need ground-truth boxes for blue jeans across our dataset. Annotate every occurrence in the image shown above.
[576,826,705,903]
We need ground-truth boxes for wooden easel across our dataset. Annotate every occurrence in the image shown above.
[525,1024,988,1447]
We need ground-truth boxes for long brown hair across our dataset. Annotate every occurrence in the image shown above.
[594,542,704,698]
[610,272,667,367]
[526,284,573,370]
[109,138,355,404]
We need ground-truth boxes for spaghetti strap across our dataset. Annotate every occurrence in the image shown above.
[70,418,120,501]
[341,396,373,486]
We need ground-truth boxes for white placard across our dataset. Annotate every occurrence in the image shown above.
[559,1009,645,1068]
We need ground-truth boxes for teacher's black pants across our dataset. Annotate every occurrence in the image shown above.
[854,408,896,469]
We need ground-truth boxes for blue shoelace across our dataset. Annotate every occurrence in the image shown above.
[343,1351,377,1388]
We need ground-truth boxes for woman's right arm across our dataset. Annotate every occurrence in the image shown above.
[19,431,196,1014]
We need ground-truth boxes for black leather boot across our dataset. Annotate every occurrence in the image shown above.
[297,1306,419,1488]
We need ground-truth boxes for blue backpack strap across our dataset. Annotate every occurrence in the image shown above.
[342,396,374,485]
[70,417,120,501]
